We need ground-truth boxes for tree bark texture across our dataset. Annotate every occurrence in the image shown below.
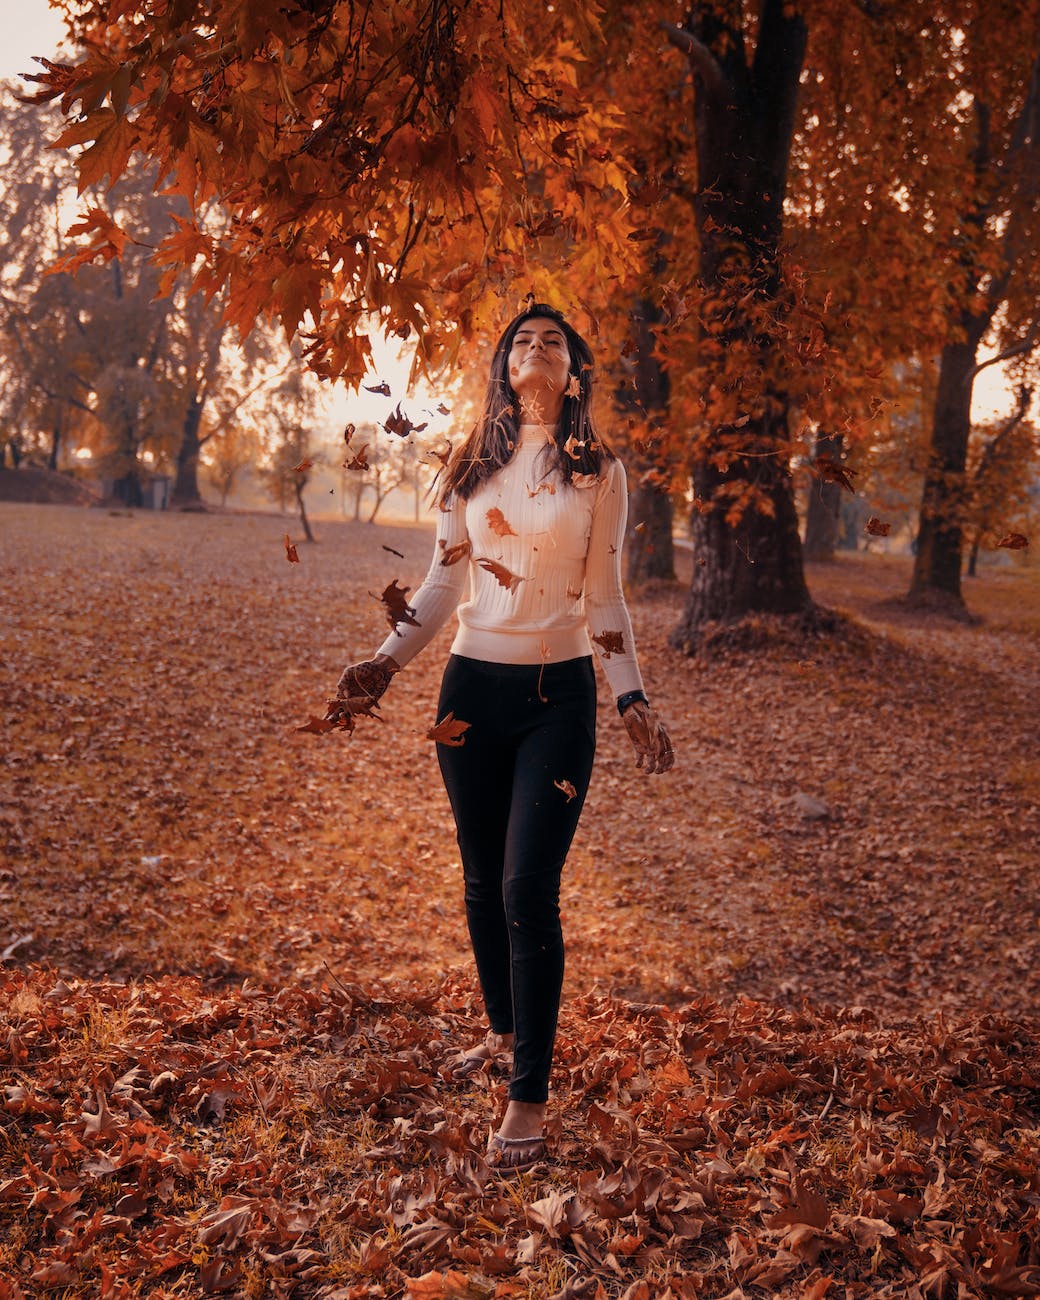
[803,432,843,561]
[669,0,814,652]
[909,328,985,605]
[171,394,205,508]
[619,297,675,584]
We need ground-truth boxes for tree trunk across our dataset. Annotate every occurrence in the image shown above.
[967,529,982,576]
[294,476,315,542]
[48,419,62,472]
[170,394,206,508]
[803,432,843,561]
[619,298,675,584]
[908,330,984,609]
[668,1,814,653]
[114,471,143,508]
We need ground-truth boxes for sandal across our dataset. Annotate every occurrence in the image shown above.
[487,1132,547,1175]
[449,1031,514,1080]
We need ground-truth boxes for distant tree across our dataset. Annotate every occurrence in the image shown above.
[0,83,277,504]
[259,358,321,542]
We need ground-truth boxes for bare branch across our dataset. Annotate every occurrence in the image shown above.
[660,22,727,99]
[967,333,1040,384]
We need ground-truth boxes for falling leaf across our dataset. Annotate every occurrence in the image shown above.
[425,442,452,469]
[293,458,313,472]
[661,279,688,326]
[592,630,626,658]
[296,714,349,735]
[384,404,428,439]
[427,712,470,747]
[436,402,451,415]
[344,443,370,471]
[865,516,891,536]
[486,507,518,537]
[373,579,421,633]
[343,423,356,442]
[997,532,1028,549]
[565,375,582,399]
[364,380,391,396]
[382,544,405,559]
[554,778,577,801]
[476,557,523,591]
[633,521,647,533]
[527,482,556,497]
[813,455,857,493]
[439,538,472,566]
[284,534,299,564]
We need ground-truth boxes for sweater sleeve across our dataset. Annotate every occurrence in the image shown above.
[375,495,469,667]
[584,458,645,698]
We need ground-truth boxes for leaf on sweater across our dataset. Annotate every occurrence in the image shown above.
[592,630,626,658]
[476,558,523,592]
[571,472,600,489]
[284,534,299,564]
[486,507,518,537]
[566,584,583,600]
[344,443,369,471]
[427,712,470,747]
[439,538,472,566]
[527,482,556,497]
[554,778,577,801]
[373,579,421,632]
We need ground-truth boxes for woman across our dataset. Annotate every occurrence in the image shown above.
[334,303,674,1172]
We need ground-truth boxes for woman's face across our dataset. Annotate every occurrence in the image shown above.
[506,317,572,418]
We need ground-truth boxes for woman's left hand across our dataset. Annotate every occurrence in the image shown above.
[622,701,675,774]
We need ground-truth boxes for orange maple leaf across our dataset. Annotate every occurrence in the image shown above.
[476,557,523,592]
[284,535,299,563]
[373,579,421,633]
[427,712,470,747]
[439,538,472,566]
[486,507,518,537]
[592,630,626,658]
[564,374,581,399]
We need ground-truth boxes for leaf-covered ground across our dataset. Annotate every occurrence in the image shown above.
[2,503,1039,1297]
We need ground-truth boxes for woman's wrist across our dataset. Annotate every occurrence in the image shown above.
[373,653,401,673]
[616,689,648,716]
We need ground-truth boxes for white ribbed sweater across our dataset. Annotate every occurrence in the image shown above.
[376,425,644,698]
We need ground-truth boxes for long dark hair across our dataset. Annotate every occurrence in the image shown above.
[439,302,614,503]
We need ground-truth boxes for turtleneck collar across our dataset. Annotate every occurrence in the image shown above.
[517,423,556,448]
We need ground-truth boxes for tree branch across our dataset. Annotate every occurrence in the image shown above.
[660,22,728,99]
[967,332,1040,384]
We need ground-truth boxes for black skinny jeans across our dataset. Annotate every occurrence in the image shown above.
[436,653,597,1103]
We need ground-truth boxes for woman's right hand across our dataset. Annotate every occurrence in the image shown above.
[335,654,399,706]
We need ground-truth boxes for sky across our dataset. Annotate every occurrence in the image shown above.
[0,1,1020,428]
